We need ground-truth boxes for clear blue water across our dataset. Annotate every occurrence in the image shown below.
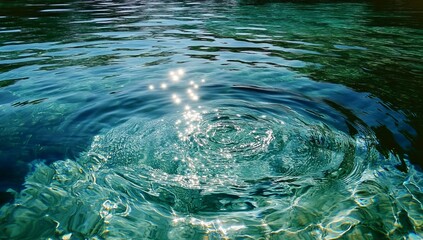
[0,0,422,239]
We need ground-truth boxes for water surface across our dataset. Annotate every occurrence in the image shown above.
[0,0,422,239]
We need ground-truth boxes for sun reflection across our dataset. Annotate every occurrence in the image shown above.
[177,68,185,76]
[175,107,204,141]
[157,68,205,105]
[187,88,199,101]
[171,214,248,239]
[172,94,182,104]
[169,68,185,82]
[171,75,180,82]
[153,68,209,141]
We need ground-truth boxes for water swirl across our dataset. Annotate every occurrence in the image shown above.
[1,70,421,239]
[0,0,422,236]
[1,91,421,239]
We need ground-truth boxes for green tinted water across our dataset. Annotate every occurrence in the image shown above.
[0,0,422,239]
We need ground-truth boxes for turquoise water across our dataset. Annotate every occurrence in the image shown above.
[0,0,422,239]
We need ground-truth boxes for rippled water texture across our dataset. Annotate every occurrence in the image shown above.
[0,0,422,239]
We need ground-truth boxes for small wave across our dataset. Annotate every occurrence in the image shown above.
[1,100,421,239]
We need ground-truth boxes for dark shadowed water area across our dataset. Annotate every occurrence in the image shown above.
[0,0,422,239]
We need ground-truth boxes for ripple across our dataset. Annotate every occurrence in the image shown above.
[1,96,422,239]
[84,100,360,189]
[180,105,358,181]
[1,67,421,238]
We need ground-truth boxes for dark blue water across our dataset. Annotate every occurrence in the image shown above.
[0,0,422,239]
